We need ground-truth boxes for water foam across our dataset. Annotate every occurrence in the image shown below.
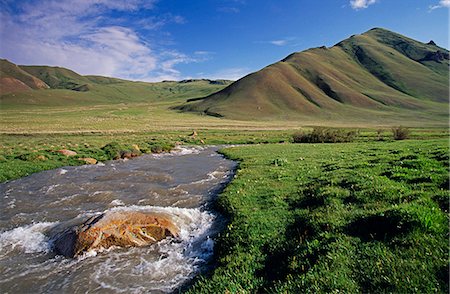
[173,146,205,155]
[151,146,206,158]
[108,205,214,239]
[0,222,56,255]
[110,199,125,206]
[6,199,16,209]
[190,169,227,185]
[86,205,217,292]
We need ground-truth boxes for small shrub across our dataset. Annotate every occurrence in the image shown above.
[151,145,163,153]
[293,127,357,143]
[101,142,122,159]
[392,126,410,140]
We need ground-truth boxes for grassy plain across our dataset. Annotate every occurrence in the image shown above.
[189,140,449,293]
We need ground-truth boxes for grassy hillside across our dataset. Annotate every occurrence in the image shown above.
[176,28,449,124]
[0,60,233,108]
[0,80,233,107]
[0,59,49,94]
[20,65,93,89]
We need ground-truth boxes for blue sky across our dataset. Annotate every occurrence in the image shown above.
[0,0,448,81]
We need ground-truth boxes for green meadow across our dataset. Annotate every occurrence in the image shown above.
[189,140,449,293]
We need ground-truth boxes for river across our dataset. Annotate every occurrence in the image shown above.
[0,146,236,293]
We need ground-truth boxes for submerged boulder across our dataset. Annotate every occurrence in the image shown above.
[53,211,179,258]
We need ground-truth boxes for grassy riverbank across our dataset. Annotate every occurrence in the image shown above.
[0,129,296,182]
[1,129,447,183]
[189,139,449,293]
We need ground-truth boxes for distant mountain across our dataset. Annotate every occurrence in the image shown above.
[176,28,449,122]
[0,60,233,107]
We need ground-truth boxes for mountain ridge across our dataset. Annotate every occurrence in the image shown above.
[176,28,449,122]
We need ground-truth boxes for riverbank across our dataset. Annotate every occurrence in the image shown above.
[188,139,449,293]
[0,129,291,182]
[1,128,448,183]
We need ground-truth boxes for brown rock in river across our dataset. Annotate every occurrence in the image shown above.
[53,211,179,258]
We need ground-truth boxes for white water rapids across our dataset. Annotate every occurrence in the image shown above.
[0,146,236,293]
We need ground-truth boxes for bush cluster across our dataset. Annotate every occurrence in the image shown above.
[392,126,410,140]
[293,127,357,143]
[101,142,142,159]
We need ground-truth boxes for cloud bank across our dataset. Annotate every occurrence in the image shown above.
[0,0,198,81]
[429,0,450,10]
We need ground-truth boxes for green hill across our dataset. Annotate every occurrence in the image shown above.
[0,60,233,108]
[176,28,449,123]
[20,65,93,89]
[0,59,49,94]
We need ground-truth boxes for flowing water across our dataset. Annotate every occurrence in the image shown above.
[0,146,236,293]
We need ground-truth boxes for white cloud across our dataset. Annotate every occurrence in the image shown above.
[0,0,198,81]
[140,51,215,82]
[429,0,450,10]
[350,0,377,10]
[82,27,158,77]
[256,37,296,47]
[194,51,215,56]
[270,40,288,46]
